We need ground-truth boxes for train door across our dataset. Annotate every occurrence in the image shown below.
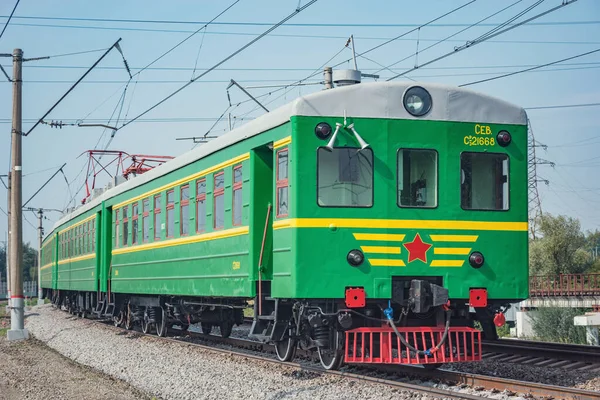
[249,144,274,297]
[100,205,112,294]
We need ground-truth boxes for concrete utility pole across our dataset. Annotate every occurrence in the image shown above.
[7,48,28,341]
[5,172,11,314]
[37,209,43,305]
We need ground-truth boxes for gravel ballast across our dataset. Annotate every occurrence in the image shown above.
[0,331,148,400]
[23,304,600,399]
[26,305,449,400]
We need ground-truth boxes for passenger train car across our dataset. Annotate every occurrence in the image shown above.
[41,81,528,370]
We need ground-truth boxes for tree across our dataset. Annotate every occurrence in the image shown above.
[531,307,587,344]
[23,242,37,282]
[0,242,38,283]
[529,214,591,275]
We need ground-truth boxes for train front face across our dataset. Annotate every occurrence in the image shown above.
[290,83,528,332]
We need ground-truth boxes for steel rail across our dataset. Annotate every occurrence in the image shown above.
[62,309,600,400]
[92,320,481,400]
[171,326,600,399]
[482,338,600,364]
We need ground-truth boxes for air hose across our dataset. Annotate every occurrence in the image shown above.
[384,301,452,357]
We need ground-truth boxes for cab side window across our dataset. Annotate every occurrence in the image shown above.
[461,152,509,210]
[276,149,289,217]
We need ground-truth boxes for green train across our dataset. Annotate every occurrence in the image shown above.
[41,81,528,370]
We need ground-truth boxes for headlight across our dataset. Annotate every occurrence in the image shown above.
[347,249,364,267]
[469,251,485,268]
[403,86,432,117]
[315,122,332,140]
[497,130,512,147]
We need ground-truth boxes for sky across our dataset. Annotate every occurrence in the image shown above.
[0,0,598,247]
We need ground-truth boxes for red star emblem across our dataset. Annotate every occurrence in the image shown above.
[403,233,432,263]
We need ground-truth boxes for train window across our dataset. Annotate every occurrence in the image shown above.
[214,172,225,230]
[92,220,96,252]
[317,147,373,207]
[142,198,150,243]
[83,223,88,254]
[115,209,120,248]
[166,190,175,238]
[154,195,162,240]
[276,149,289,217]
[181,185,190,236]
[196,179,206,233]
[460,152,509,211]
[397,149,438,208]
[123,206,129,247]
[132,203,139,245]
[233,166,242,226]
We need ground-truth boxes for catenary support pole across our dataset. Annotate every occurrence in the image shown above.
[37,209,43,305]
[5,172,10,313]
[7,48,28,341]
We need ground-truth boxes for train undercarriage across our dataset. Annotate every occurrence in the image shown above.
[44,278,508,370]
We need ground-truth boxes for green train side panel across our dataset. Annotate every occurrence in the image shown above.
[108,125,289,298]
[53,211,100,292]
[271,116,528,301]
[40,233,57,290]
[111,236,251,296]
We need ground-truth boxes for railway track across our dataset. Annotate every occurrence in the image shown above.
[482,338,600,371]
[243,315,600,371]
[87,315,598,400]
[178,329,600,400]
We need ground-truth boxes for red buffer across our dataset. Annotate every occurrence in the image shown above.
[345,287,366,308]
[469,289,488,308]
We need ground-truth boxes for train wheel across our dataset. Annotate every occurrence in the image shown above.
[275,326,297,362]
[317,330,344,370]
[219,321,233,338]
[141,308,151,334]
[156,307,168,337]
[113,311,124,327]
[124,311,133,330]
[141,318,151,334]
[201,323,213,334]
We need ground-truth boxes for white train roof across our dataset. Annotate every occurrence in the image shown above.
[51,81,526,233]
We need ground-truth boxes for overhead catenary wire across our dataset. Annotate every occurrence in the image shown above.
[25,38,126,136]
[0,0,20,41]
[375,0,526,74]
[386,0,579,81]
[525,102,600,110]
[3,13,598,27]
[132,0,241,79]
[59,0,240,209]
[459,48,600,86]
[7,60,600,73]
[223,1,482,109]
[119,0,319,130]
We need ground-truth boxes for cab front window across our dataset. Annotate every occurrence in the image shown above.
[397,149,438,208]
[461,152,509,210]
[317,147,373,207]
